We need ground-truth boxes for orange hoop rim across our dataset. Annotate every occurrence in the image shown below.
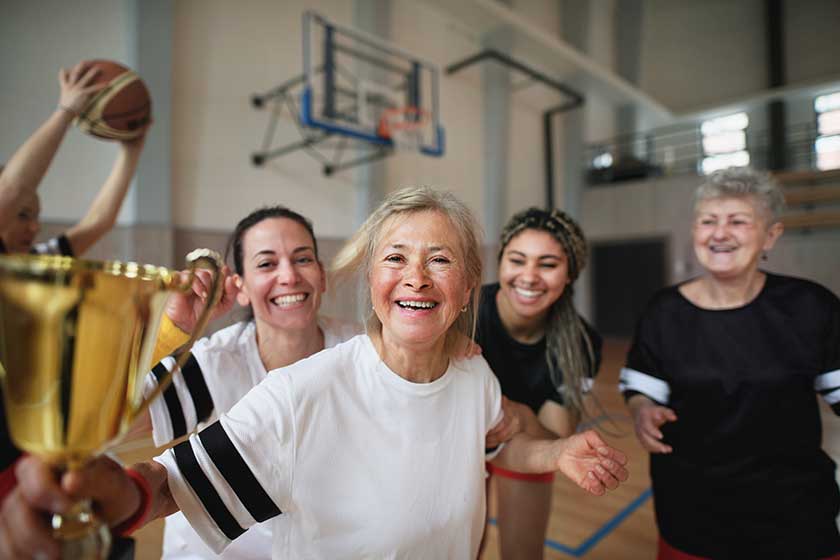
[377,106,431,139]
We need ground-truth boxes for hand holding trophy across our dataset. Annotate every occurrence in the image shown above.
[0,249,223,559]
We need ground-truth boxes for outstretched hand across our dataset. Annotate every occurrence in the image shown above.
[554,430,629,496]
[165,265,238,335]
[630,398,677,454]
[57,61,106,117]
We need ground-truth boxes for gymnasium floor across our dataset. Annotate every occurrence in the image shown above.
[118,339,840,559]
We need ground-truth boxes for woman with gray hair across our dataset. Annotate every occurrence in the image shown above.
[620,167,840,559]
[1,187,628,559]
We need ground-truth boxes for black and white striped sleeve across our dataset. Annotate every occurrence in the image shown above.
[31,234,74,256]
[815,295,840,415]
[619,310,670,405]
[145,353,215,447]
[619,367,670,404]
[154,375,293,553]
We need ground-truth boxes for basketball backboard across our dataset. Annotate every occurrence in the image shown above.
[301,11,445,156]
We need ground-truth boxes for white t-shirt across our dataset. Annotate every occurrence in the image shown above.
[146,317,360,560]
[155,334,504,559]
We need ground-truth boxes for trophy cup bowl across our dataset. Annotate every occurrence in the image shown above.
[0,249,223,559]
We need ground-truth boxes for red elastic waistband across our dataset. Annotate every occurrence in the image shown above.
[486,463,554,483]
[657,537,709,560]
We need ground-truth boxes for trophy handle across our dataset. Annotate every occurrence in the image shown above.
[134,248,224,417]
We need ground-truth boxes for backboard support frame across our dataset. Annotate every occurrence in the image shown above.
[251,10,444,176]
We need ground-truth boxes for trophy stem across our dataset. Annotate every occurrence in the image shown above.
[52,498,112,560]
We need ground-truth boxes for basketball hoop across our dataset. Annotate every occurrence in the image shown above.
[377,107,430,152]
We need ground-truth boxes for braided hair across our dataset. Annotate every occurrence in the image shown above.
[498,207,596,425]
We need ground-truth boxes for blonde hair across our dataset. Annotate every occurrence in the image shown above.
[331,187,483,356]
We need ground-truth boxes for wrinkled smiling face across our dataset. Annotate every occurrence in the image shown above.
[369,210,471,352]
[235,217,326,332]
[497,228,569,322]
[692,196,781,279]
[2,193,40,253]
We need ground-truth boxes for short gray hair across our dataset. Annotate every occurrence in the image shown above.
[331,186,483,357]
[694,167,786,223]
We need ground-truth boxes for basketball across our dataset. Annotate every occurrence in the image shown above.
[74,59,152,141]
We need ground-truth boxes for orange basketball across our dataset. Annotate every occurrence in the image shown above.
[75,60,152,141]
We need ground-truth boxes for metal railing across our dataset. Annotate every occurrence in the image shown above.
[584,120,834,185]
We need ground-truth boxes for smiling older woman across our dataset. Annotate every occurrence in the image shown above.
[620,168,840,560]
[0,187,628,560]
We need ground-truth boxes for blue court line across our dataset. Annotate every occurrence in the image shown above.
[489,487,652,557]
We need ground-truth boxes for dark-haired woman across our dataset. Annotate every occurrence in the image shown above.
[478,208,602,559]
[146,206,360,559]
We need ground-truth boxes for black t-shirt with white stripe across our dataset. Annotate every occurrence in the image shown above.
[476,283,602,414]
[0,234,74,472]
[0,234,74,258]
[620,273,840,559]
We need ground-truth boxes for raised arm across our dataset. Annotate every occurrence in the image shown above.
[0,62,103,226]
[65,133,147,255]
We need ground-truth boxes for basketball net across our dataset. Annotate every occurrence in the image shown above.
[377,107,429,152]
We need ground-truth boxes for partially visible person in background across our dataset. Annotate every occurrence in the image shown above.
[621,167,840,560]
[478,207,602,560]
[0,60,147,257]
[0,61,149,508]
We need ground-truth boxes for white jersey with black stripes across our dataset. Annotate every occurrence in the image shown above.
[145,316,361,560]
[155,334,504,559]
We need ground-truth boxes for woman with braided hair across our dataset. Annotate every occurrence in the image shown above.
[477,207,602,559]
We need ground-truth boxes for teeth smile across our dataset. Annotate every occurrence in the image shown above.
[397,300,437,309]
[709,246,736,253]
[271,294,307,306]
[514,287,543,298]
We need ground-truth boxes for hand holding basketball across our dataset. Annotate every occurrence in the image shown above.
[57,61,107,117]
[70,59,153,141]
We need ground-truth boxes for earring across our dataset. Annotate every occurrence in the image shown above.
[761,252,768,261]
[461,305,468,313]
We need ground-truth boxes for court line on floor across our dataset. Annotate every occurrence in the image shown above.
[488,487,652,557]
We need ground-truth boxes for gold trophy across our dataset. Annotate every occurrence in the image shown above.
[0,249,223,559]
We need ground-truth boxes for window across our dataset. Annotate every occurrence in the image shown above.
[815,92,840,171]
[700,112,750,175]
[591,151,613,169]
